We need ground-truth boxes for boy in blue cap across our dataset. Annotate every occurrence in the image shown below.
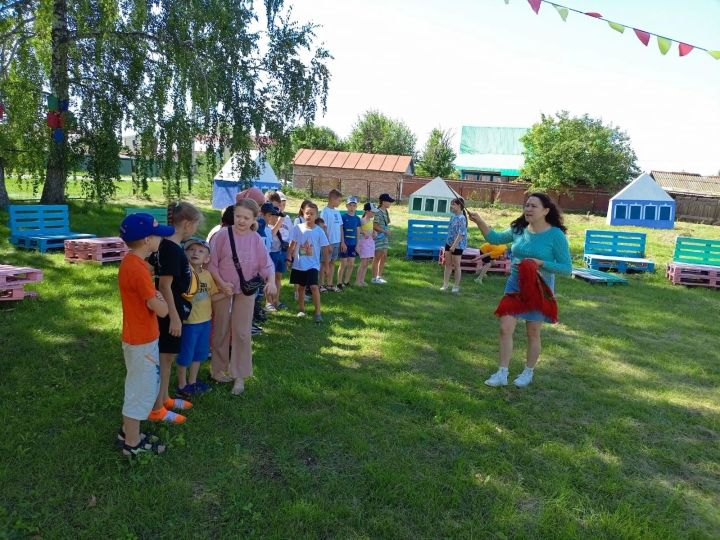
[117,213,173,456]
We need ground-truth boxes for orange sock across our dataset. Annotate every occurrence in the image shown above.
[163,398,192,411]
[148,407,186,424]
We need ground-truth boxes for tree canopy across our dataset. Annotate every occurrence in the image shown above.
[346,110,416,157]
[415,128,458,178]
[519,111,639,192]
[0,0,331,205]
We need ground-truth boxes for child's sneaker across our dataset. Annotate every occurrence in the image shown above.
[265,303,277,312]
[148,407,186,424]
[513,368,534,388]
[231,378,245,395]
[440,285,448,291]
[314,313,323,324]
[296,311,306,318]
[337,283,344,291]
[176,384,198,398]
[164,397,192,410]
[452,286,460,294]
[251,324,263,335]
[276,302,288,311]
[484,370,508,387]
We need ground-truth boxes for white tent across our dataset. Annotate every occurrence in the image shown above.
[607,172,676,229]
[212,151,280,209]
[409,177,460,217]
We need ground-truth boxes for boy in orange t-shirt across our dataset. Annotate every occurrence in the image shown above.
[117,213,174,457]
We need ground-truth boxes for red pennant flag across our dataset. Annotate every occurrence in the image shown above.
[633,29,651,46]
[585,12,602,18]
[527,0,541,14]
[679,43,694,56]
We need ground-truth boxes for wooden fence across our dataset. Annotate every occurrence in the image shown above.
[673,195,720,224]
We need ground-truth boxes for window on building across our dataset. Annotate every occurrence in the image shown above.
[644,206,656,220]
[412,197,422,211]
[425,198,435,212]
[615,205,627,219]
[462,172,480,181]
[629,205,641,219]
[659,206,671,220]
[437,200,447,213]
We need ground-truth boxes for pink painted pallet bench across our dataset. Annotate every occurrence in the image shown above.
[0,264,43,302]
[666,262,720,289]
[438,248,511,274]
[64,237,128,264]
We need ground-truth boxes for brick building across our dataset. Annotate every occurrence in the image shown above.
[292,149,414,200]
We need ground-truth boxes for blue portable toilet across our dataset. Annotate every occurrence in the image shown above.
[607,172,676,229]
[212,151,280,209]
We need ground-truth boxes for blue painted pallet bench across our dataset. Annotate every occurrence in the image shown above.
[406,219,449,259]
[572,267,628,285]
[124,207,169,225]
[583,229,654,273]
[9,205,95,252]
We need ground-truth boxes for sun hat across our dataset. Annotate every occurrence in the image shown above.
[120,213,175,242]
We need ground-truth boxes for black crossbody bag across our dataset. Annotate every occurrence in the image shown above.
[227,227,265,296]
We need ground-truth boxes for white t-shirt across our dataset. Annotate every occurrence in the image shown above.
[280,215,293,241]
[289,223,329,271]
[320,206,343,244]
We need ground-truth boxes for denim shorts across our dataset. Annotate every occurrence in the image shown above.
[322,243,341,262]
[270,250,286,273]
[176,320,211,367]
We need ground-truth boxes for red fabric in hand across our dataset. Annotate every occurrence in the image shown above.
[494,259,558,323]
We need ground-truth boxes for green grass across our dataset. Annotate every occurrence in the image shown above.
[1,196,719,539]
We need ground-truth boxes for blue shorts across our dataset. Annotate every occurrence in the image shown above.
[340,245,357,258]
[270,250,286,273]
[177,320,211,367]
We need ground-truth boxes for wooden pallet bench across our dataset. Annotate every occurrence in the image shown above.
[0,264,43,302]
[8,205,95,252]
[572,267,628,285]
[667,263,720,289]
[438,247,511,274]
[406,219,448,259]
[666,237,720,289]
[583,229,654,273]
[124,207,169,225]
[64,236,129,264]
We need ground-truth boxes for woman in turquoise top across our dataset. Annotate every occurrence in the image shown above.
[468,193,572,389]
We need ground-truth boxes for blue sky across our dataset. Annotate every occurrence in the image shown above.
[291,0,720,174]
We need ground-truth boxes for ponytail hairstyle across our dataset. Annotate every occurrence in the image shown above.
[168,201,202,227]
[510,192,567,234]
[451,196,468,227]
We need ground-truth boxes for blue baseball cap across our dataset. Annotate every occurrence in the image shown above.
[120,213,175,242]
[183,237,211,252]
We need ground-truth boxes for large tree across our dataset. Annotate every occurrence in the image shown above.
[520,111,639,192]
[346,110,416,157]
[415,127,458,178]
[267,123,344,180]
[1,0,330,204]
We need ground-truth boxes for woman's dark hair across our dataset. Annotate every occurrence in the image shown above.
[220,205,234,227]
[510,192,567,234]
[451,197,468,226]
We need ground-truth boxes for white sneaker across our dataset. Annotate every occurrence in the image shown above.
[376,277,387,284]
[451,286,460,294]
[440,285,448,291]
[265,303,277,312]
[513,369,534,388]
[371,277,382,284]
[296,311,306,318]
[484,370,508,387]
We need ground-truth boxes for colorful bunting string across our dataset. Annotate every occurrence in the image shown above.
[506,0,720,61]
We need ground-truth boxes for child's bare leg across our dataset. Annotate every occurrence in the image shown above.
[356,259,370,284]
[453,255,463,287]
[337,259,346,286]
[176,365,187,389]
[188,361,201,385]
[296,284,306,313]
[154,353,174,410]
[378,250,387,277]
[310,285,321,315]
[443,254,452,287]
[122,416,141,446]
[344,259,355,283]
[274,273,282,305]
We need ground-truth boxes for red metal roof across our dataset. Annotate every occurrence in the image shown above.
[293,149,413,173]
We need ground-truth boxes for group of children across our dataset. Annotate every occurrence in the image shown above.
[116,190,395,456]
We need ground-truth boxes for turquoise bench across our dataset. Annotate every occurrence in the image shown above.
[124,207,169,225]
[407,219,449,259]
[9,205,95,252]
[667,237,720,288]
[583,229,654,273]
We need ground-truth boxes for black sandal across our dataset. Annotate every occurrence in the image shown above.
[121,438,167,457]
[115,430,160,448]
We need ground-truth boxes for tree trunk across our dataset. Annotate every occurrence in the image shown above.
[0,157,9,209]
[41,0,69,204]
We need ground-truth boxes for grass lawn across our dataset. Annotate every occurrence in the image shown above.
[1,195,719,539]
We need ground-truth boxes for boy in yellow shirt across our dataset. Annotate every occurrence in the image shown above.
[176,237,226,396]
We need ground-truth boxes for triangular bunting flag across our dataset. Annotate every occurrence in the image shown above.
[633,29,651,46]
[585,12,602,18]
[608,21,625,33]
[708,50,720,60]
[555,6,568,21]
[679,43,694,56]
[527,0,541,14]
[657,37,671,55]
